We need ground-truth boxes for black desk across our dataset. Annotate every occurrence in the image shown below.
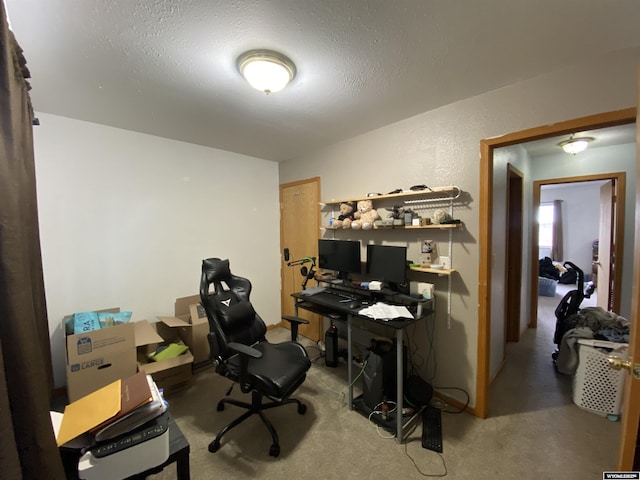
[292,285,433,442]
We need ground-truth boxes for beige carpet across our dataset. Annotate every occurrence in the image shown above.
[149,287,622,479]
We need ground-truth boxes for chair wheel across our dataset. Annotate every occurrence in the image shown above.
[269,444,280,457]
[208,440,221,453]
[298,403,307,415]
[217,402,225,411]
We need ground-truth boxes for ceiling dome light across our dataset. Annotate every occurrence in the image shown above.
[237,50,296,95]
[559,136,594,155]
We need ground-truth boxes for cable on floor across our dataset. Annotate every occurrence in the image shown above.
[432,386,470,414]
[402,437,448,478]
[309,365,346,405]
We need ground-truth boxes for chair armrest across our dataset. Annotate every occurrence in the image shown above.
[282,316,309,342]
[228,342,262,393]
[282,315,309,325]
[228,342,262,359]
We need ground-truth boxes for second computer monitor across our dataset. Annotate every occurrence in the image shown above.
[366,244,407,290]
[317,239,362,280]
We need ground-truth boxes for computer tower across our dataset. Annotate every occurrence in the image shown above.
[361,338,406,410]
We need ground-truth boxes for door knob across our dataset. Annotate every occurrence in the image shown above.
[607,355,640,379]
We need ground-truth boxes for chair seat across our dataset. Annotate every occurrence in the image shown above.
[228,341,311,399]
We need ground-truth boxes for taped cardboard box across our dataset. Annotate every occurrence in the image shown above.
[64,308,137,402]
[172,294,211,365]
[135,319,194,394]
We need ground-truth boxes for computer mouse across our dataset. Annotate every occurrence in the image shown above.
[349,301,361,309]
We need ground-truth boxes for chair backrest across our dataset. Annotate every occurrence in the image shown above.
[200,258,267,360]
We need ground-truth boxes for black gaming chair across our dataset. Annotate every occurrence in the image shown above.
[199,257,311,457]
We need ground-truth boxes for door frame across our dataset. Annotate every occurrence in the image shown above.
[477,107,636,419]
[529,173,625,328]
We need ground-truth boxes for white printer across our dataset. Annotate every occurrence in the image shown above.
[78,412,170,480]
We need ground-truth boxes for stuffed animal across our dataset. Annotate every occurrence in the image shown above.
[431,208,452,225]
[332,201,355,229]
[351,199,381,230]
[388,205,418,220]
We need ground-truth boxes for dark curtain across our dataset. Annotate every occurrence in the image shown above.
[0,4,65,478]
[551,199,564,261]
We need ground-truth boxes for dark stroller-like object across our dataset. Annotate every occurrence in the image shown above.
[551,261,594,364]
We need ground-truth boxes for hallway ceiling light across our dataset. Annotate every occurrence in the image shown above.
[559,136,594,155]
[237,50,296,95]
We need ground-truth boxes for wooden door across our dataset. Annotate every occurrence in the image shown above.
[616,79,640,470]
[597,181,613,311]
[505,165,524,342]
[280,178,322,341]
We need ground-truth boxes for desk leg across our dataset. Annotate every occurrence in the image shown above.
[347,315,353,410]
[176,452,190,480]
[396,328,404,442]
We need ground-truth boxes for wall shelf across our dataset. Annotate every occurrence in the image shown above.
[410,266,456,276]
[322,223,463,232]
[320,185,464,329]
[320,185,461,207]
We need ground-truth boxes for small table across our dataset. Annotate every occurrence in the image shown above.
[61,413,190,480]
[126,414,190,480]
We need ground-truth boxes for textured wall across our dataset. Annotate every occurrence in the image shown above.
[278,48,639,408]
[34,114,281,389]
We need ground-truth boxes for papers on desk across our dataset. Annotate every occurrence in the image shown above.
[358,302,414,321]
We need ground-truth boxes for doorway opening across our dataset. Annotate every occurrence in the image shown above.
[531,175,624,331]
[477,107,636,419]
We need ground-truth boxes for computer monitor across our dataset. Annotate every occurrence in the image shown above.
[366,244,407,290]
[317,239,362,280]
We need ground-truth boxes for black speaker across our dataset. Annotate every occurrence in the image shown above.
[325,325,338,367]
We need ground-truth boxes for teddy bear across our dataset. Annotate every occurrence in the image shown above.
[351,199,381,230]
[332,201,355,229]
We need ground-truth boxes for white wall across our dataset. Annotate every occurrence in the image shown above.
[34,114,281,389]
[278,47,640,409]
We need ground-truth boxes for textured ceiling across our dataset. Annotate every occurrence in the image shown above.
[6,0,640,161]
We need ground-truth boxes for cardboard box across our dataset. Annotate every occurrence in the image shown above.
[64,308,137,402]
[170,294,211,365]
[135,320,194,394]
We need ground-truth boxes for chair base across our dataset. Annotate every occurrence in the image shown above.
[209,390,307,457]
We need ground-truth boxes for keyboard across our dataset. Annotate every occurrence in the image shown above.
[307,290,364,309]
[422,404,443,453]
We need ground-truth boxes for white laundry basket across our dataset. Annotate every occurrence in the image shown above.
[572,339,628,418]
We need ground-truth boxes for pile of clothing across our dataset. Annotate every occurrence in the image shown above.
[539,257,578,284]
[556,306,630,375]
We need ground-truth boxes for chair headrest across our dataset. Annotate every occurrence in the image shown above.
[202,258,230,283]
